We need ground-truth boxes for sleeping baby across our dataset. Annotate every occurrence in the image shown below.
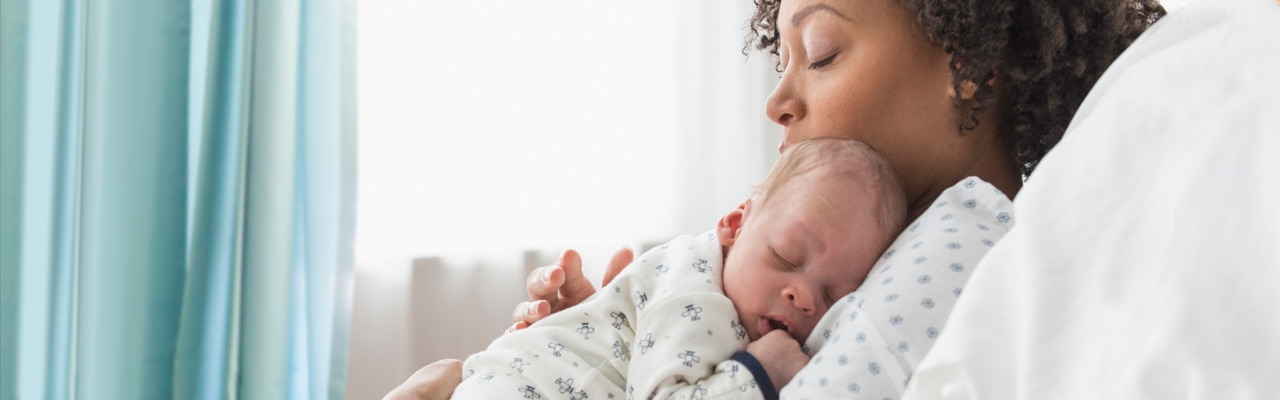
[450,137,908,400]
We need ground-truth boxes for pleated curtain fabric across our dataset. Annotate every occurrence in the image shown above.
[0,0,357,399]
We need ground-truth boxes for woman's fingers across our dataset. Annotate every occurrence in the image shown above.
[382,359,463,400]
[600,246,634,287]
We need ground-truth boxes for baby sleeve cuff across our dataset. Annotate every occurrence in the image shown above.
[732,351,779,400]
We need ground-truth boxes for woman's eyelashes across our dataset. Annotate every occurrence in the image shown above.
[808,54,837,70]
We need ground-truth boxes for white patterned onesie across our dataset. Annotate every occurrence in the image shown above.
[453,231,774,400]
[780,177,1015,400]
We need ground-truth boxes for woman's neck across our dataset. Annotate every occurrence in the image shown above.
[905,130,1023,222]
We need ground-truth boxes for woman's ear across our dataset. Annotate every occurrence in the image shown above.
[717,198,751,247]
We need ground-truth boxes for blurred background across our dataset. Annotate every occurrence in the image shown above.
[0,0,1191,398]
[348,0,780,398]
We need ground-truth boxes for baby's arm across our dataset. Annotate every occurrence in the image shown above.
[628,292,772,400]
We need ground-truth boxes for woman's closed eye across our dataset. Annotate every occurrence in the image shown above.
[808,54,836,70]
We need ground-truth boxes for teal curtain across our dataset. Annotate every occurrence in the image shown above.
[0,0,357,398]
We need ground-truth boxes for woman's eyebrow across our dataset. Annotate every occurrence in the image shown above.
[791,3,856,27]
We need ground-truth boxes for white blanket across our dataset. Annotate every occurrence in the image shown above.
[905,0,1280,398]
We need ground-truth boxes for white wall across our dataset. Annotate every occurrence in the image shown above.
[348,1,780,398]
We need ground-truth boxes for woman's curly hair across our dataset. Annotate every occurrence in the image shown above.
[746,0,1166,176]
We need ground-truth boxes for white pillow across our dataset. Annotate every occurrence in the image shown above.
[905,0,1280,398]
[781,177,1014,399]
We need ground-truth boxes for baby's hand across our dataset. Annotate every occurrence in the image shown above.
[745,330,809,391]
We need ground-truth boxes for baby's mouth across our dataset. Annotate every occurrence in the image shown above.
[759,317,791,336]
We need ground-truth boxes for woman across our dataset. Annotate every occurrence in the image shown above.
[386,0,1164,398]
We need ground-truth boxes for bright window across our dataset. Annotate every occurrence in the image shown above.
[357,1,778,263]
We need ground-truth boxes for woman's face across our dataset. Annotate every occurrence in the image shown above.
[767,0,1004,212]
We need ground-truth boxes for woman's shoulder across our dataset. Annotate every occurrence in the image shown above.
[907,176,1015,234]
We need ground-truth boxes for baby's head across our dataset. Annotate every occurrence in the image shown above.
[717,137,907,342]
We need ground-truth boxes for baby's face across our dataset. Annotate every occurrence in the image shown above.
[721,178,890,343]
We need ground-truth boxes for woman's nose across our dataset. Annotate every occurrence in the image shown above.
[765,70,805,129]
[782,286,817,316]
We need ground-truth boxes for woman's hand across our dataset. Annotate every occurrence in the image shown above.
[507,246,634,333]
[382,359,462,400]
[745,330,810,392]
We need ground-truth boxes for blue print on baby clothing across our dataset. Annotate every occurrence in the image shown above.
[678,350,701,367]
[655,264,669,277]
[740,378,758,393]
[556,377,588,400]
[510,358,529,373]
[612,341,630,361]
[519,385,541,399]
[692,259,712,273]
[634,291,648,310]
[548,342,564,356]
[692,384,709,400]
[577,322,595,339]
[638,333,655,354]
[682,304,703,321]
[731,320,747,340]
[610,311,630,330]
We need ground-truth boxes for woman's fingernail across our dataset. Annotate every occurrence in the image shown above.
[543,268,553,283]
[527,304,537,316]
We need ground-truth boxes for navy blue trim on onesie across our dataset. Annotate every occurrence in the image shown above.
[731,351,778,400]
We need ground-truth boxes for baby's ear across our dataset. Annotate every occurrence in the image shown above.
[717,199,750,247]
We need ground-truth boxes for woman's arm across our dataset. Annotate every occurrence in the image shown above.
[382,359,463,400]
[507,246,634,332]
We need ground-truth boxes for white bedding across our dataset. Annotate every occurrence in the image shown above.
[904,0,1280,398]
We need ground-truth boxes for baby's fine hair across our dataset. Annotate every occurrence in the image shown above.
[753,137,908,234]
[746,0,1166,177]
